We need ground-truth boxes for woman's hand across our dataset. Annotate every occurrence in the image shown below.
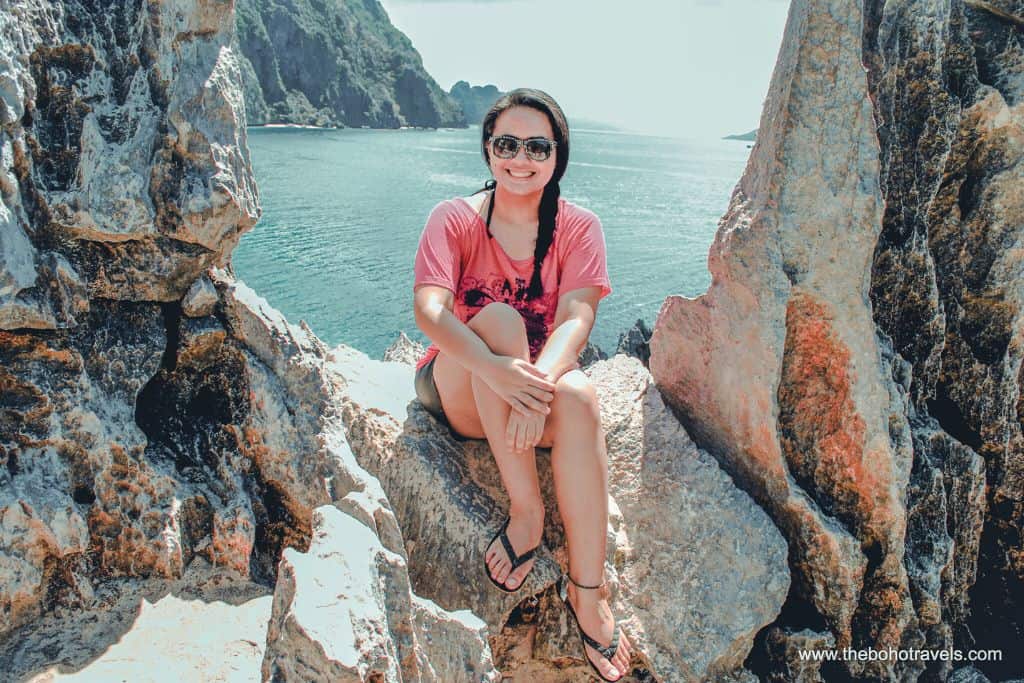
[481,355,556,415]
[506,408,546,453]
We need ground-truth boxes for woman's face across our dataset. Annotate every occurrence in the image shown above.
[487,106,557,197]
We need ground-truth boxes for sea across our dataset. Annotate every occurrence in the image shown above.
[233,125,752,358]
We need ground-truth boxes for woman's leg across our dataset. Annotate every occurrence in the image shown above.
[545,370,632,679]
[431,302,544,590]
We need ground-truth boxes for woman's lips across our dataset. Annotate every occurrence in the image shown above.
[507,169,534,178]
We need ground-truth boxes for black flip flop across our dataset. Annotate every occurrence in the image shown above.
[558,574,625,682]
[483,516,539,593]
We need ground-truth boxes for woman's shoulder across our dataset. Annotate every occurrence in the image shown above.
[557,197,601,233]
[426,196,483,231]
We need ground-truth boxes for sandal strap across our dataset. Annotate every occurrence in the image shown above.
[558,576,621,665]
[497,517,538,570]
[580,622,621,661]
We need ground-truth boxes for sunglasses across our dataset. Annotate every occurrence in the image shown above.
[488,134,558,162]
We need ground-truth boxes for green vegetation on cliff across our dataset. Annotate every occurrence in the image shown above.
[234,0,465,128]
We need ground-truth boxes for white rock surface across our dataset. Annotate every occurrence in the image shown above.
[28,594,273,683]
[262,505,498,683]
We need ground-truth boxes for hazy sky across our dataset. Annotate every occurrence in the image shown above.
[378,0,792,139]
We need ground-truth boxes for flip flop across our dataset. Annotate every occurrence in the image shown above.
[483,516,539,593]
[559,573,626,682]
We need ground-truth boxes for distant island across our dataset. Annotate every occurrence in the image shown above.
[449,81,502,124]
[723,129,757,141]
[449,81,623,132]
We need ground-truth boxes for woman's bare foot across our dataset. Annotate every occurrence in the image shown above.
[485,506,544,590]
[567,582,632,680]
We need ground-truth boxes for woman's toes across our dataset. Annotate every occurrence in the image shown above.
[504,561,531,589]
[590,648,621,680]
[615,637,631,673]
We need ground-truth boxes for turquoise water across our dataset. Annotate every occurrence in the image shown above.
[233,126,751,358]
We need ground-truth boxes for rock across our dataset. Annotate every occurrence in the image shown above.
[234,0,465,129]
[333,345,789,680]
[865,0,1024,671]
[262,505,498,682]
[1,560,272,680]
[1,302,168,639]
[181,276,218,318]
[651,0,1024,678]
[650,0,917,678]
[30,592,274,682]
[411,596,500,683]
[449,81,504,125]
[948,666,992,683]
[4,0,260,307]
[615,318,652,366]
[578,340,607,368]
[382,331,426,366]
[762,627,836,683]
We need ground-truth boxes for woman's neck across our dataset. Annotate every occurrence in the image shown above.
[492,184,542,228]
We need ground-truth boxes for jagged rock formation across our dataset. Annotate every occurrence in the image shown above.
[650,0,1023,680]
[449,81,504,126]
[382,330,425,366]
[616,318,652,367]
[233,0,465,128]
[263,505,497,682]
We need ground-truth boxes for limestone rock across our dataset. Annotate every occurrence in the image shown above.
[578,340,607,368]
[333,347,789,680]
[1,560,271,681]
[762,627,836,683]
[651,0,1024,678]
[181,275,218,318]
[29,592,274,682]
[864,0,1024,672]
[233,0,465,129]
[382,331,426,366]
[651,2,912,676]
[615,318,652,366]
[262,505,498,683]
[4,0,260,307]
[449,81,504,125]
[411,596,500,683]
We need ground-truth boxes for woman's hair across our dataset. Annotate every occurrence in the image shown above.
[478,88,570,300]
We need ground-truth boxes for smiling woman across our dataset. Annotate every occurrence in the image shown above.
[410,88,635,681]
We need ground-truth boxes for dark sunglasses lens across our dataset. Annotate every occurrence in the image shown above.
[524,139,553,160]
[492,136,519,158]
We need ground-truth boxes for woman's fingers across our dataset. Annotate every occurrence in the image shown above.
[517,363,556,389]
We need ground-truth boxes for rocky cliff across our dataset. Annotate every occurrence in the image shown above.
[651,0,1023,680]
[233,0,465,128]
[449,81,504,126]
[2,0,1021,681]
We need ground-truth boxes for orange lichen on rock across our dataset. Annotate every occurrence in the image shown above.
[778,293,879,539]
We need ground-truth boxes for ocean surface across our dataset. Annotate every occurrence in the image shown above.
[233,125,752,358]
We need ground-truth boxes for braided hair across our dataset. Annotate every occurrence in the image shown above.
[476,88,570,301]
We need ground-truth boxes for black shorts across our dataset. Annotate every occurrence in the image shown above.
[414,355,471,442]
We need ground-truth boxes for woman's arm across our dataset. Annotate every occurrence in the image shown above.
[532,286,604,382]
[414,284,555,414]
[414,285,496,374]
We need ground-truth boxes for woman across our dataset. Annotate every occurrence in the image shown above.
[411,89,632,681]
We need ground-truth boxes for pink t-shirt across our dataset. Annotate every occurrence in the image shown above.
[413,195,612,370]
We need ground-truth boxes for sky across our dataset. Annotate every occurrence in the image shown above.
[378,0,792,139]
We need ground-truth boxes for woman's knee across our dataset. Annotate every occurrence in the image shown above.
[551,370,600,421]
[467,302,528,354]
